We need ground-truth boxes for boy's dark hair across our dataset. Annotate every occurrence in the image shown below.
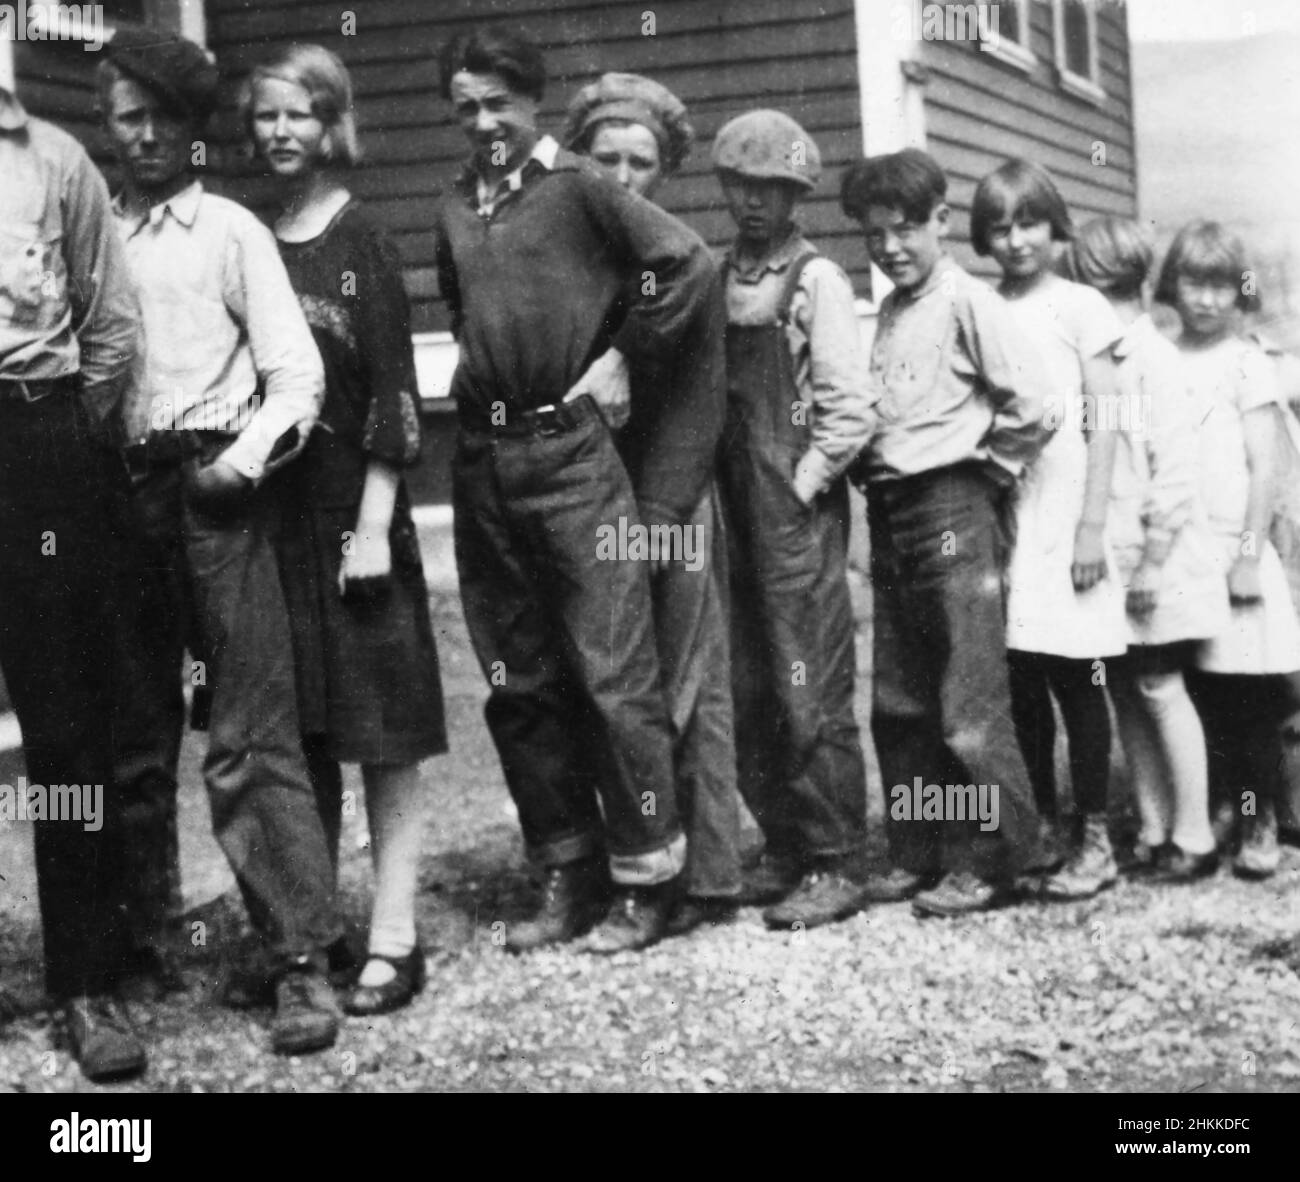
[840,148,947,224]
[438,28,546,103]
[1070,216,1153,301]
[970,159,1072,256]
[1154,219,1261,313]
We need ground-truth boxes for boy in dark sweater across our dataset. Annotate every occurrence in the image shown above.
[434,29,717,953]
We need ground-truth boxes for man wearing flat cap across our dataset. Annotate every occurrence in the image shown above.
[98,26,345,1057]
[0,74,142,1082]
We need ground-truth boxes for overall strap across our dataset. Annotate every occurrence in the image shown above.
[777,250,821,325]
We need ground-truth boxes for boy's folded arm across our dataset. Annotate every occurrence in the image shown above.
[582,174,716,365]
[795,260,879,498]
[959,283,1050,480]
[217,221,325,482]
[621,274,727,526]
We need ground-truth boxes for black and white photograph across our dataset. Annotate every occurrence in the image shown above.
[0,0,1298,1126]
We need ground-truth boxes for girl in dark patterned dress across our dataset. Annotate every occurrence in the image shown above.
[248,44,447,1015]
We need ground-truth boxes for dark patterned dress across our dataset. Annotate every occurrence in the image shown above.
[274,200,447,764]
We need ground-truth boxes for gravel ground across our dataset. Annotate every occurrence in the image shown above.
[2,579,1300,1094]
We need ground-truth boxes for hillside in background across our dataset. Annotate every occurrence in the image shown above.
[1132,34,1300,346]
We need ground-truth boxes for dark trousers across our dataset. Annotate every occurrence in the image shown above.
[1007,650,1113,819]
[868,462,1041,880]
[0,391,132,998]
[723,472,868,863]
[180,453,341,965]
[650,488,741,898]
[110,462,188,948]
[452,402,681,880]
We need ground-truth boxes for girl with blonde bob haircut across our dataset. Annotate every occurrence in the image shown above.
[244,42,361,168]
[248,43,448,1015]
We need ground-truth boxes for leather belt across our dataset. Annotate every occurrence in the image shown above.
[0,375,76,402]
[460,395,598,437]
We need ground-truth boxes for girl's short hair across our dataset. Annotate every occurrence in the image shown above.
[970,159,1073,256]
[1070,216,1153,300]
[1154,219,1261,313]
[438,28,545,103]
[244,44,361,168]
[840,148,947,224]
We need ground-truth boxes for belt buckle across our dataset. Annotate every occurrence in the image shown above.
[532,402,564,436]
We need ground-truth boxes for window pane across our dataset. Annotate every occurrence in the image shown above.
[1063,0,1092,76]
[994,1,1022,44]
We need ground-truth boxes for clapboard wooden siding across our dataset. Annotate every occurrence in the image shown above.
[13,37,103,154]
[205,0,867,334]
[918,0,1138,280]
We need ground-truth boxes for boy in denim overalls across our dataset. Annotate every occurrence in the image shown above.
[713,110,878,930]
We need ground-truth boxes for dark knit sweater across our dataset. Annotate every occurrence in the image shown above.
[435,146,720,525]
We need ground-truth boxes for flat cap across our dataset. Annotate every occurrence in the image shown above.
[106,25,219,121]
[563,72,694,174]
[711,109,821,191]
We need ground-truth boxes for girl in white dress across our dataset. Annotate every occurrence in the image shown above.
[971,160,1129,894]
[1072,217,1228,885]
[1155,220,1300,879]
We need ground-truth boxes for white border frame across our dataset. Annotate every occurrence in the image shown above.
[1053,0,1106,104]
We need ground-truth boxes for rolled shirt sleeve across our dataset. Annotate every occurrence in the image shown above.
[217,217,324,482]
[790,257,878,499]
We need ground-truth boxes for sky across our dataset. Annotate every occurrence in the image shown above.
[1124,0,1300,42]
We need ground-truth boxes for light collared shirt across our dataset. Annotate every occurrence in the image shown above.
[0,88,139,423]
[114,179,323,480]
[724,228,878,496]
[474,135,560,218]
[865,254,1051,482]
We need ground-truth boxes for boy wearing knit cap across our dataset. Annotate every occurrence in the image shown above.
[712,109,878,930]
[564,73,741,935]
[99,26,344,1053]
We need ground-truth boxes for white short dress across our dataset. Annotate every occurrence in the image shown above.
[1107,316,1229,647]
[1003,277,1130,659]
[1185,336,1300,674]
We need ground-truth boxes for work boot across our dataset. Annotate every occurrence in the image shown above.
[578,880,677,954]
[1042,816,1119,900]
[912,872,1013,917]
[64,994,147,1082]
[665,895,738,938]
[270,962,340,1056]
[504,858,606,953]
[763,862,865,930]
[1235,800,1281,880]
[860,866,941,904]
[735,853,802,906]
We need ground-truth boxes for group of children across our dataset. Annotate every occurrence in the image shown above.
[5,21,1297,1086]
[432,28,1300,950]
[733,140,1300,917]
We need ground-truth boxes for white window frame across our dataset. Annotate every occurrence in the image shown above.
[1053,0,1106,105]
[978,0,1036,73]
